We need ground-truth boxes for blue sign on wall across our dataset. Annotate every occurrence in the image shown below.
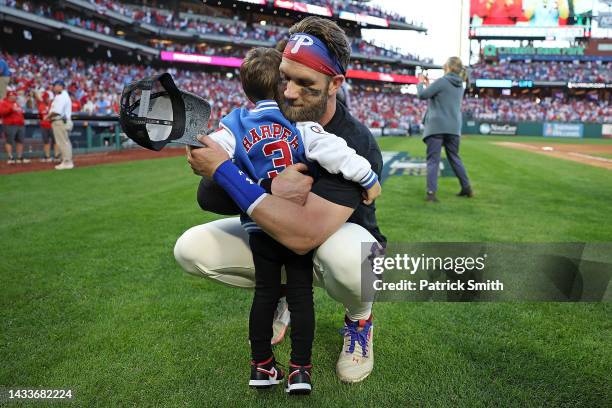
[543,123,584,138]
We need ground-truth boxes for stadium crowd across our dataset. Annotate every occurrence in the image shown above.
[1,53,609,139]
[1,53,246,128]
[472,61,612,83]
[86,0,424,27]
[463,96,611,123]
[7,0,432,63]
[350,89,427,129]
[288,0,424,26]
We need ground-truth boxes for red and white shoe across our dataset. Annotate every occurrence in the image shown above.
[249,357,285,389]
[271,297,290,345]
[286,362,312,395]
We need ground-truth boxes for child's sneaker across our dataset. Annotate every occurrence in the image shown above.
[285,362,312,395]
[249,357,284,389]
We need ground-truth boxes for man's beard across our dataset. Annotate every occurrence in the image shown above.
[278,89,329,123]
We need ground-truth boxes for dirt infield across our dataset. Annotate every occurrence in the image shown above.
[495,142,612,170]
[0,147,186,175]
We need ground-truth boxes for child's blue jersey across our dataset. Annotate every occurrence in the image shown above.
[220,100,306,183]
[220,100,308,233]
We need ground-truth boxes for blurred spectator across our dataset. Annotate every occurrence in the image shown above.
[0,90,29,163]
[35,90,59,162]
[0,55,10,99]
[82,97,96,115]
[46,80,74,170]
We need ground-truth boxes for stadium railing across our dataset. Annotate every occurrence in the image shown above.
[10,114,125,159]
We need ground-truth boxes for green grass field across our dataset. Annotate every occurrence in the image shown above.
[1,136,611,407]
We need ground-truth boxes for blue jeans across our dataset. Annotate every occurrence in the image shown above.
[424,134,470,193]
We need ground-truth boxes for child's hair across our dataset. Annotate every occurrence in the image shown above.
[240,47,282,102]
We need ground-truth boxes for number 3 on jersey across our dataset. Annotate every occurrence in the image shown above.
[262,140,294,178]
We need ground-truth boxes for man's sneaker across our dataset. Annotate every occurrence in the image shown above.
[426,192,439,203]
[41,157,52,163]
[249,357,284,389]
[55,161,75,170]
[285,362,312,395]
[336,316,374,383]
[6,157,15,164]
[17,157,31,164]
[457,187,474,198]
[271,296,290,345]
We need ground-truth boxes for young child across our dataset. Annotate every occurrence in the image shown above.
[207,47,381,395]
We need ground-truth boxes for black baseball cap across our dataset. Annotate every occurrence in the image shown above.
[119,73,210,151]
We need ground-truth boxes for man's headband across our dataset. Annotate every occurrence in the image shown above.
[282,33,346,77]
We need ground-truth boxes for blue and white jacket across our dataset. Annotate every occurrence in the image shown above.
[211,100,378,233]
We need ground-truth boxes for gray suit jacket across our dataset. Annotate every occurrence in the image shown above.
[417,73,464,138]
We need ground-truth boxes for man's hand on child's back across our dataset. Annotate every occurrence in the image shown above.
[270,163,313,206]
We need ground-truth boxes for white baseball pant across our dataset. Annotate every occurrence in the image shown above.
[174,217,376,320]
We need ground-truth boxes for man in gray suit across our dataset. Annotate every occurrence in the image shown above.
[417,57,472,202]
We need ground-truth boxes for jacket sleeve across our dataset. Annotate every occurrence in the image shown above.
[417,78,445,100]
[207,127,236,159]
[299,122,378,189]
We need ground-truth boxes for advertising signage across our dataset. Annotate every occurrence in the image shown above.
[483,45,586,57]
[470,25,588,38]
[475,79,513,88]
[339,11,389,27]
[236,0,266,4]
[567,82,612,89]
[469,0,593,27]
[273,0,332,17]
[543,122,584,138]
[346,69,417,84]
[160,51,242,68]
[159,53,416,85]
